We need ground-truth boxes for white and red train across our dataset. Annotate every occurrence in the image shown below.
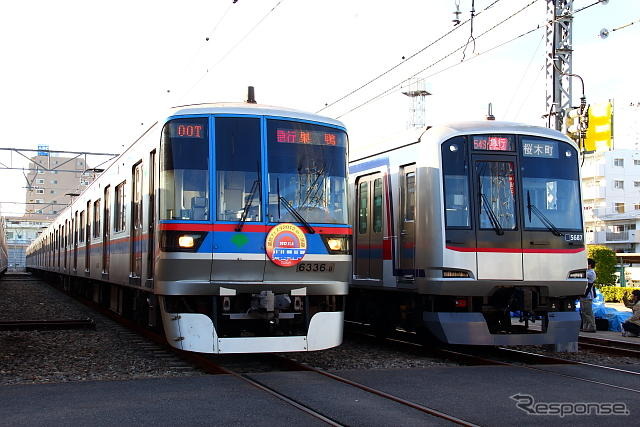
[347,121,585,346]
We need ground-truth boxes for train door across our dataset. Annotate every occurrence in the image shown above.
[73,211,78,271]
[130,161,143,281]
[102,185,111,277]
[146,150,156,286]
[398,165,416,279]
[471,154,523,280]
[85,201,91,274]
[355,173,384,280]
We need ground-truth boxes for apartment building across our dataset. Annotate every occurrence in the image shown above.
[582,149,640,252]
[25,155,95,217]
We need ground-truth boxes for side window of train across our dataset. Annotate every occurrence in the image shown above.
[93,199,101,238]
[373,178,383,233]
[115,181,126,232]
[441,136,470,228]
[358,181,368,234]
[403,170,416,221]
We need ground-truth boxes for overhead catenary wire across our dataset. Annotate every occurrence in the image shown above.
[316,0,506,114]
[335,0,543,119]
[335,0,603,120]
[505,33,545,118]
[176,0,286,103]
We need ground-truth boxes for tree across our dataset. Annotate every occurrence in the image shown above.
[587,245,617,286]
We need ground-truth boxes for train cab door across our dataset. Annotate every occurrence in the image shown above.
[471,155,523,280]
[130,161,143,282]
[355,173,384,280]
[398,165,416,280]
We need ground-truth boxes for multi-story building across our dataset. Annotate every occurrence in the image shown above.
[582,149,640,253]
[25,154,95,217]
[5,216,51,272]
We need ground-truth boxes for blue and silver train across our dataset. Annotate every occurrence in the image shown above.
[26,100,351,354]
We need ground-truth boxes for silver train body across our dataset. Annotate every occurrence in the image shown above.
[26,103,351,354]
[348,121,585,346]
[0,217,7,275]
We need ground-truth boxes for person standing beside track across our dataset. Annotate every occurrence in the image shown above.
[621,289,640,337]
[580,258,597,333]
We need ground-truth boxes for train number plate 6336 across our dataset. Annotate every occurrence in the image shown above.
[296,263,335,272]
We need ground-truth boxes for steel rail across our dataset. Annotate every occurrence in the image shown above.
[0,318,95,331]
[275,355,481,427]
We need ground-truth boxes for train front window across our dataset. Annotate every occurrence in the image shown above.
[476,161,517,231]
[267,120,348,224]
[520,137,582,231]
[442,137,470,228]
[215,117,261,222]
[160,117,210,221]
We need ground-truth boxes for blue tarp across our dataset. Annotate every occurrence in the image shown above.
[576,289,632,332]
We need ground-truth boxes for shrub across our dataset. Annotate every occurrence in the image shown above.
[587,245,617,285]
[599,286,640,303]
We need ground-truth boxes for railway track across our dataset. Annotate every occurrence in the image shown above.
[579,335,640,358]
[41,278,478,426]
[0,318,95,331]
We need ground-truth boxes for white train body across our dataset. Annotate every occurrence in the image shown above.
[348,121,585,345]
[26,103,351,353]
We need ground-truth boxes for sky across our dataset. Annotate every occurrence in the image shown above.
[0,0,638,216]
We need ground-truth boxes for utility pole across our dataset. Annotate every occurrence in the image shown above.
[545,0,574,131]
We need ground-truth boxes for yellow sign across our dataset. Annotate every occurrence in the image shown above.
[584,101,613,152]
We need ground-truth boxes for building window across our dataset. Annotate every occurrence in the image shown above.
[635,160,640,166]
[35,199,44,203]
[635,181,640,188]
[6,232,13,239]
[635,204,640,210]
[51,180,58,184]
[614,180,624,189]
[50,190,55,194]
[37,170,45,174]
[36,179,44,184]
[36,189,44,194]
[615,202,625,213]
[614,158,624,167]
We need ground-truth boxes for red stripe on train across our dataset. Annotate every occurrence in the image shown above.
[159,223,352,234]
[446,245,584,254]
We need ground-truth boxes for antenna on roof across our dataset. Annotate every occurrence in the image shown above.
[246,86,257,104]
[486,103,495,121]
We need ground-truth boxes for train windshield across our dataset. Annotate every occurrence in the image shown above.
[266,120,348,224]
[215,117,262,222]
[520,137,582,231]
[160,117,210,221]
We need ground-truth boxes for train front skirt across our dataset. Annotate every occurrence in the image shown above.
[424,311,580,346]
[161,309,344,353]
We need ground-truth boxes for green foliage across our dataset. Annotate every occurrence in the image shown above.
[599,286,640,303]
[587,245,617,285]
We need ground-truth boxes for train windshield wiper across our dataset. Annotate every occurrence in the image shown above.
[236,180,261,232]
[527,191,563,237]
[480,193,504,235]
[279,196,316,234]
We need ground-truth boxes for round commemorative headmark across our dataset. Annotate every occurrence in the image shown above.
[265,223,307,267]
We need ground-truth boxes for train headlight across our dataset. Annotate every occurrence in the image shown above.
[321,235,351,254]
[160,230,206,252]
[178,235,195,248]
[568,270,586,279]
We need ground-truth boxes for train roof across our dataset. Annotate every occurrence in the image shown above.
[169,103,346,129]
[350,120,574,163]
[432,120,570,139]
